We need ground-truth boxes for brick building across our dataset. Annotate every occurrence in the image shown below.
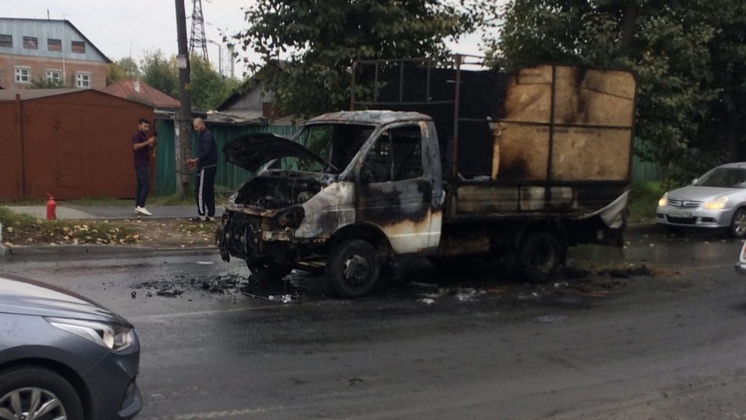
[0,17,110,90]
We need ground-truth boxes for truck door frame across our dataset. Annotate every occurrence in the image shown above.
[353,120,443,254]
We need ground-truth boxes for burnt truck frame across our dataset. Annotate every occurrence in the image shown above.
[217,56,637,298]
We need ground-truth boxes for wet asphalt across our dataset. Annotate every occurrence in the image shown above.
[2,225,746,419]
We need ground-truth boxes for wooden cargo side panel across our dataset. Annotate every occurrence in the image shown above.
[492,124,549,181]
[551,128,631,181]
[493,65,635,183]
[552,66,636,127]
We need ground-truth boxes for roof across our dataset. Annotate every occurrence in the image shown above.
[0,88,83,101]
[308,110,432,125]
[103,80,180,109]
[0,17,112,63]
[216,60,288,111]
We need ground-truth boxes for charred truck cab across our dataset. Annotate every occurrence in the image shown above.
[217,56,637,298]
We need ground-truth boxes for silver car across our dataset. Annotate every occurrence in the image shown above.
[0,273,142,420]
[656,163,746,237]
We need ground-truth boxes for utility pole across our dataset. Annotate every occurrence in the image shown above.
[174,0,192,197]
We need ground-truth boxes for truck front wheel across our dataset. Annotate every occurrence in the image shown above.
[326,239,381,298]
[516,232,562,283]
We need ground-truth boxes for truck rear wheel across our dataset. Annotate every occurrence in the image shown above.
[516,232,562,283]
[326,239,381,298]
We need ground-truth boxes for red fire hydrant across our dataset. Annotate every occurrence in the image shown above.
[46,194,57,220]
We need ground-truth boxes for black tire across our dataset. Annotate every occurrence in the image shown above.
[728,208,746,238]
[0,366,84,420]
[326,239,381,298]
[516,232,562,283]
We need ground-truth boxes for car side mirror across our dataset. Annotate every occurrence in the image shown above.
[691,178,698,185]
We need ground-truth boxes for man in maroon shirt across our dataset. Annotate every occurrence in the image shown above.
[132,118,156,216]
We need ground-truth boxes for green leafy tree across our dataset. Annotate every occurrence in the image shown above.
[492,0,746,182]
[231,0,487,117]
[140,49,179,98]
[190,55,239,111]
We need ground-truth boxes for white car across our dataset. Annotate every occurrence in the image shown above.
[656,163,746,237]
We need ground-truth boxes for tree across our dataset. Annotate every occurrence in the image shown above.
[230,0,487,117]
[492,0,746,182]
[190,55,240,111]
[140,49,179,98]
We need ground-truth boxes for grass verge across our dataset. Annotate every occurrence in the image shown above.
[0,207,141,246]
[628,182,667,223]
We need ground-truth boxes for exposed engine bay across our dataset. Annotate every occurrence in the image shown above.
[233,171,322,209]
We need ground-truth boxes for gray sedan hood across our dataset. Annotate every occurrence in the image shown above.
[223,133,331,173]
[0,273,128,324]
[667,185,738,201]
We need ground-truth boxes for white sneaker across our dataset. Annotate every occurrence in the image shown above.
[135,206,152,216]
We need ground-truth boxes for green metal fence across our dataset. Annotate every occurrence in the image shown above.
[154,120,299,196]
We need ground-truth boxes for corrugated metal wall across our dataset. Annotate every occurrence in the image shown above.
[154,120,299,195]
[0,91,153,201]
[0,100,23,201]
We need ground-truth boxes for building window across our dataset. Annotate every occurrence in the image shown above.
[15,67,31,84]
[23,36,38,49]
[48,38,62,51]
[71,41,85,54]
[46,69,62,83]
[0,34,12,48]
[76,72,91,88]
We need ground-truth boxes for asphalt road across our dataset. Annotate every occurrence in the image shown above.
[2,229,746,420]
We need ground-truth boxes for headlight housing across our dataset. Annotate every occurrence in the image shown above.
[703,196,728,210]
[658,193,668,207]
[276,205,305,229]
[47,318,135,352]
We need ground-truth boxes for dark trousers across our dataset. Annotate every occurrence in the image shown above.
[195,166,216,217]
[135,165,150,208]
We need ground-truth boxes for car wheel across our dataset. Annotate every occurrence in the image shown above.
[326,239,381,298]
[517,232,562,283]
[0,366,84,420]
[729,208,746,238]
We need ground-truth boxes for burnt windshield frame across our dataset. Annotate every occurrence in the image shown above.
[297,123,375,174]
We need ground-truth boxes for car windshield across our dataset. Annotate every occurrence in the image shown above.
[295,123,375,173]
[694,167,746,188]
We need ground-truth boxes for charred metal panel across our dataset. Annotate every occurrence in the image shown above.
[353,120,443,254]
[295,181,356,240]
[436,225,490,256]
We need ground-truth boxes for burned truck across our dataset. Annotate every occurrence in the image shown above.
[217,56,637,298]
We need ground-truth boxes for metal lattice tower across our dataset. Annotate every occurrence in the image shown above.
[189,0,209,60]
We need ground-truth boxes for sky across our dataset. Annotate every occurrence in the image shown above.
[3,0,491,77]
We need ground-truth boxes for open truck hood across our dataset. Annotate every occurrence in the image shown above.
[223,133,331,172]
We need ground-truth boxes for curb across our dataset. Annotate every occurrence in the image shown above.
[1,244,218,258]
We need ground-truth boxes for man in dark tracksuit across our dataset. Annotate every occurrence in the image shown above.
[186,118,217,222]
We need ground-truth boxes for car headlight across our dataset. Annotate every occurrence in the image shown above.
[658,193,668,207]
[46,318,135,352]
[703,196,728,210]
